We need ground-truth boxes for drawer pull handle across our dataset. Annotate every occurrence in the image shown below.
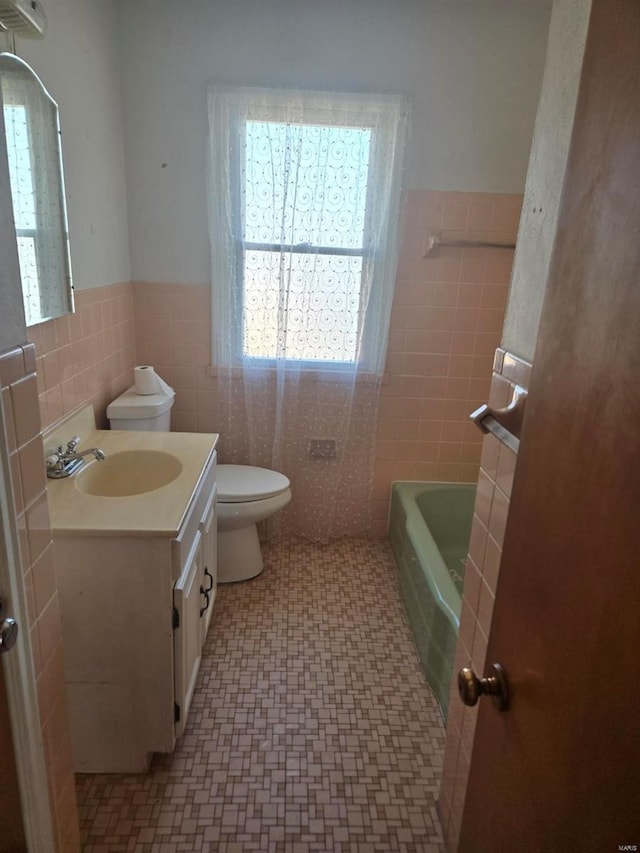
[203,567,214,593]
[199,586,210,617]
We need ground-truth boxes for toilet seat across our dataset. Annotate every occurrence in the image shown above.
[217,465,290,503]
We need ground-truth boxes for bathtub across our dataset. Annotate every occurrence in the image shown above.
[389,482,476,720]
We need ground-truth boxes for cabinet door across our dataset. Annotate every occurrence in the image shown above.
[199,485,218,646]
[173,530,202,738]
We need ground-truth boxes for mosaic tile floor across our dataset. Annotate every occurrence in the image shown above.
[77,539,446,852]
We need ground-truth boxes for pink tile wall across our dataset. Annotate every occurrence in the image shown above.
[371,190,522,536]
[132,191,521,538]
[27,282,137,431]
[133,286,378,538]
[437,348,532,850]
[0,344,80,853]
[132,282,211,432]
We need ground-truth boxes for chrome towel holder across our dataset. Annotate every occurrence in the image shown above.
[470,385,527,453]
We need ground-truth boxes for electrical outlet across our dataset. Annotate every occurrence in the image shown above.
[308,439,338,458]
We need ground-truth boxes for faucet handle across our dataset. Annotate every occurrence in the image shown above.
[66,436,81,452]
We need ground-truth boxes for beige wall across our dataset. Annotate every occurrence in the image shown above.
[119,0,551,284]
[502,0,593,360]
[11,0,131,292]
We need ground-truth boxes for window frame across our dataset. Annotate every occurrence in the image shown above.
[209,86,409,376]
[3,101,43,313]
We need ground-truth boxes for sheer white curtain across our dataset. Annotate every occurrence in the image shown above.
[208,85,409,541]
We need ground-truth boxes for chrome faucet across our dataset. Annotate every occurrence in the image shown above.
[46,436,106,479]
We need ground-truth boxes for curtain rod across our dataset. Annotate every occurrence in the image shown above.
[424,231,516,256]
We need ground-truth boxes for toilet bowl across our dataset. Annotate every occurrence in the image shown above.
[107,385,291,584]
[216,465,291,583]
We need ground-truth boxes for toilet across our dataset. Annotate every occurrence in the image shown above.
[216,465,291,582]
[107,385,292,583]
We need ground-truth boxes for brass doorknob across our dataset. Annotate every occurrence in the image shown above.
[458,663,509,711]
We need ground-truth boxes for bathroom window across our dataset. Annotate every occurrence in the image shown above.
[242,119,370,362]
[208,86,409,374]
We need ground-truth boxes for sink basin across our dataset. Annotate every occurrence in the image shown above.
[76,450,183,497]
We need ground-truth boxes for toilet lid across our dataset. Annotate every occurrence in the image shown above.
[217,465,290,503]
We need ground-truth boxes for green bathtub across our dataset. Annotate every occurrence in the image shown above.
[389,481,476,721]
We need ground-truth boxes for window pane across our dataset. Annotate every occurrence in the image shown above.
[243,250,362,362]
[17,236,42,323]
[244,121,371,250]
[4,104,37,230]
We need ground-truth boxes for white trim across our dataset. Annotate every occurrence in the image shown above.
[205,363,389,384]
[0,390,56,851]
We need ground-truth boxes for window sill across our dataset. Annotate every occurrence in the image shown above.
[206,364,389,384]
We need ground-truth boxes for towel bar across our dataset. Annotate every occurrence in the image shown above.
[470,385,527,453]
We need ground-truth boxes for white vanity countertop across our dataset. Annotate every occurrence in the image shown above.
[45,407,218,537]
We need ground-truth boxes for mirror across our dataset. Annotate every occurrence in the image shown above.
[0,52,73,325]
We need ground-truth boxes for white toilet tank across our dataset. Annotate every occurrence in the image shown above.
[107,386,175,431]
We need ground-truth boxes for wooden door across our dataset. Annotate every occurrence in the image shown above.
[460,1,640,848]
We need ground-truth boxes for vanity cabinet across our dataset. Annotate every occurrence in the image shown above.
[173,529,203,739]
[53,450,217,773]
[199,486,218,646]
